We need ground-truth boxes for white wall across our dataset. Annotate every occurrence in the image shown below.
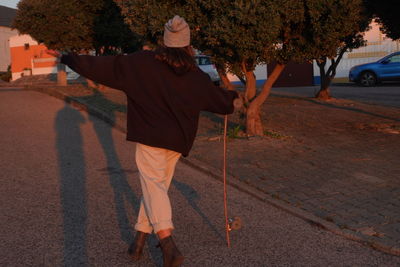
[0,26,18,72]
[9,34,38,47]
[227,64,267,85]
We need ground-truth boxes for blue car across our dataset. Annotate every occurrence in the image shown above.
[349,51,400,86]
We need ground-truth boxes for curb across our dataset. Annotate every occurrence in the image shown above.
[25,85,400,257]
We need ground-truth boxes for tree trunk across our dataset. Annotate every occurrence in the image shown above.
[316,77,332,100]
[246,64,285,136]
[315,47,347,100]
[244,70,256,101]
[241,61,256,102]
[57,63,67,86]
[216,67,235,91]
[315,59,331,100]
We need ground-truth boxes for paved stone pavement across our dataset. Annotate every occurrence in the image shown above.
[190,134,400,254]
[189,91,400,255]
[2,89,400,266]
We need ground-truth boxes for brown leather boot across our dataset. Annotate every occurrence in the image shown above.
[159,236,184,267]
[127,231,149,261]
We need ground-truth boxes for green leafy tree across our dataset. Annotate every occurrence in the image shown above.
[13,0,102,52]
[118,0,373,135]
[365,0,400,40]
[186,0,320,135]
[93,0,141,55]
[115,0,184,48]
[302,0,371,99]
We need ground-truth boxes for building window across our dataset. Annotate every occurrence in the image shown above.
[24,43,30,50]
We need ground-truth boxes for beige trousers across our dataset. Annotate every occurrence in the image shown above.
[134,143,181,234]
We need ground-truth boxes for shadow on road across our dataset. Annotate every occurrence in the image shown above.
[55,91,142,266]
[55,103,88,266]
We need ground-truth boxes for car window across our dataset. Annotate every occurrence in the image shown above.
[196,56,212,65]
[388,55,400,63]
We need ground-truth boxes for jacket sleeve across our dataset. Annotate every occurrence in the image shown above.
[60,54,127,90]
[200,73,238,114]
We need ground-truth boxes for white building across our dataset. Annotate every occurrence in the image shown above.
[0,5,18,72]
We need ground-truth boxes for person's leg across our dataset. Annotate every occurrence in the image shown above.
[129,144,180,261]
[134,197,153,234]
[134,143,184,266]
[134,143,181,234]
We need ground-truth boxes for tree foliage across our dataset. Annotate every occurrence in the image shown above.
[300,0,371,99]
[118,0,373,134]
[13,0,140,54]
[365,0,400,40]
[13,0,101,52]
[15,0,373,134]
[93,0,141,55]
[115,0,185,47]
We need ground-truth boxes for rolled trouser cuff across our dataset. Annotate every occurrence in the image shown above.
[152,220,174,234]
[134,222,153,234]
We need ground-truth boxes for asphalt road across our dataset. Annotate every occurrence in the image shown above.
[1,88,399,266]
[271,83,400,108]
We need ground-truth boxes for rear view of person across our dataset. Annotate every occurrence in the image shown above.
[56,15,238,267]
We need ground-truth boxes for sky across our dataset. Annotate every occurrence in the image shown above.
[1,0,20,9]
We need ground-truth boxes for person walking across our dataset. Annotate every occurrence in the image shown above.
[51,15,239,267]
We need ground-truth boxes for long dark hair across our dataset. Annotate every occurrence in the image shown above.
[155,45,197,74]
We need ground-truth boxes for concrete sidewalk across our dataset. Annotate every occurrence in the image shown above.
[1,89,399,266]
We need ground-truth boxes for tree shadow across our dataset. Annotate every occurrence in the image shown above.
[55,103,88,266]
[271,93,400,122]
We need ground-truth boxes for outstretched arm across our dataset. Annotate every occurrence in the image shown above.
[47,50,127,90]
[200,73,239,115]
[62,54,127,90]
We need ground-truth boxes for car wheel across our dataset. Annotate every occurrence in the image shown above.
[359,71,377,87]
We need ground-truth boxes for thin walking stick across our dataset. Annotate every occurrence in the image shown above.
[223,115,230,248]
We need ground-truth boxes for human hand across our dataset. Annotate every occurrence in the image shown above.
[233,97,243,109]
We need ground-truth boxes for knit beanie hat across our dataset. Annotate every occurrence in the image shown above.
[163,15,190,48]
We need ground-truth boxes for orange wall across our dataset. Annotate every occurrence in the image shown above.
[10,44,56,73]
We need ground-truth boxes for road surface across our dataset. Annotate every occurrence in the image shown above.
[1,88,399,266]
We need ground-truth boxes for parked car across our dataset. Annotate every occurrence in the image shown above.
[349,51,400,87]
[195,55,221,85]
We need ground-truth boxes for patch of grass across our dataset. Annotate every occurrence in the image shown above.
[263,129,287,139]
[227,125,244,139]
